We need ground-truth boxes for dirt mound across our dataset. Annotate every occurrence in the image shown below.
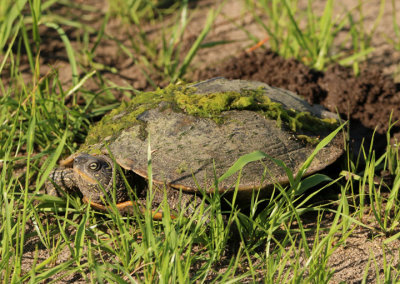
[193,49,400,142]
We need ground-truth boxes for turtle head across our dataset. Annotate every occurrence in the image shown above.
[72,153,127,204]
[45,153,128,205]
[73,153,112,193]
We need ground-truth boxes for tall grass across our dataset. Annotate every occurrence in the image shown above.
[0,0,27,52]
[106,0,223,86]
[245,0,385,73]
[385,0,400,52]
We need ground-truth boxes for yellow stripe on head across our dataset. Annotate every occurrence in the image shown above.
[74,167,98,184]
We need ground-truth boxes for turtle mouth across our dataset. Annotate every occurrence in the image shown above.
[73,167,98,184]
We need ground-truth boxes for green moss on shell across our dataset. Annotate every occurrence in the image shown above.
[83,83,339,149]
[84,84,187,147]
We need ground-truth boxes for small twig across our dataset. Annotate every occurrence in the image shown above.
[245,36,269,53]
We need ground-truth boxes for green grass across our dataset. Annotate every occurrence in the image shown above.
[104,0,223,86]
[1,0,400,282]
[244,0,386,74]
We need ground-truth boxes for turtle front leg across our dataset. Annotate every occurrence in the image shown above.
[45,168,78,197]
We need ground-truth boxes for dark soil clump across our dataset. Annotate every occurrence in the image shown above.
[321,64,400,132]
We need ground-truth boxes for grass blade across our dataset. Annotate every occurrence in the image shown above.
[44,22,79,85]
[172,8,218,81]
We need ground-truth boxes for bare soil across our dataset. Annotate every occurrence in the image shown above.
[3,0,400,282]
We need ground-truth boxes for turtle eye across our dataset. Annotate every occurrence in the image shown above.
[88,162,100,171]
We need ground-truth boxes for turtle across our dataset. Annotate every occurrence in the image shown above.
[45,78,344,218]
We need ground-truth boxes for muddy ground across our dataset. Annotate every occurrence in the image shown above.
[3,0,400,282]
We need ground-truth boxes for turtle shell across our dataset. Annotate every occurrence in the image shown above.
[85,78,344,196]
